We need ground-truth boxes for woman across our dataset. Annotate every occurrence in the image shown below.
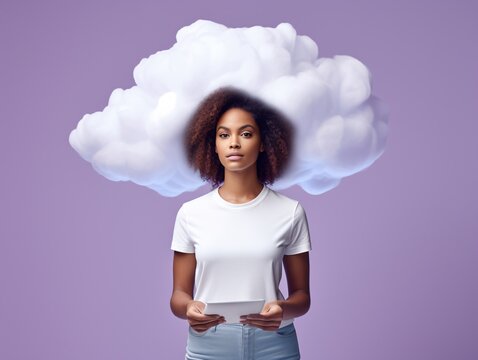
[170,86,312,360]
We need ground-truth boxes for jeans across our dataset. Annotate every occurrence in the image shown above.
[185,322,300,360]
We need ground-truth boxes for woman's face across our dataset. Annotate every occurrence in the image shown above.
[215,108,264,175]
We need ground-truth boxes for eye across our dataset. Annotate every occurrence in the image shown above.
[242,132,252,138]
[218,133,229,139]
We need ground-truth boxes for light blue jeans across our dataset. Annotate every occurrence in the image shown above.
[185,322,300,360]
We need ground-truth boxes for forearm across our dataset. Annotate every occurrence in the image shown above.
[170,290,194,319]
[276,290,311,320]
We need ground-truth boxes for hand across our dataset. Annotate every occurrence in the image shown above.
[186,300,225,333]
[239,301,283,331]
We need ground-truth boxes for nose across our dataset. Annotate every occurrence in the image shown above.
[229,135,240,149]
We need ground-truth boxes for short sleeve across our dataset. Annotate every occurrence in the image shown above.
[170,205,195,253]
[285,202,312,255]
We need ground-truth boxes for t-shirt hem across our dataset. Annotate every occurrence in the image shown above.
[171,244,195,253]
[280,318,294,328]
[284,243,311,256]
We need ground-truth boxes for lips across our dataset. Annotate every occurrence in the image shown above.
[226,154,243,158]
[226,154,243,160]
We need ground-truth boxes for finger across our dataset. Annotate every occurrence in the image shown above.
[240,313,263,320]
[192,317,225,332]
[189,310,223,320]
[190,318,222,327]
[188,313,209,321]
[190,316,225,326]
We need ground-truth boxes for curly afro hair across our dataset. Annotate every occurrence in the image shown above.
[184,86,295,188]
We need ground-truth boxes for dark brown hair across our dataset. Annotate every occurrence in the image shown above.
[184,86,294,188]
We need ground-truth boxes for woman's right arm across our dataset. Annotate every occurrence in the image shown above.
[170,251,196,319]
[170,251,225,331]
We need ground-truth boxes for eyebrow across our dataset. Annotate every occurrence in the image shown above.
[216,124,256,132]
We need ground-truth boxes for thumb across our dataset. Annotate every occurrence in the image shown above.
[260,303,272,315]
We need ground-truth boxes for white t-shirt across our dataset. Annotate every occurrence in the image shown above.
[170,184,312,328]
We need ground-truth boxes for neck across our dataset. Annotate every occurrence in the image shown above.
[219,167,263,203]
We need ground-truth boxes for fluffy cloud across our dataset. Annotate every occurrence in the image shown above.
[69,19,388,196]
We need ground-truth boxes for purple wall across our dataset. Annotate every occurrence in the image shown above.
[1,0,477,359]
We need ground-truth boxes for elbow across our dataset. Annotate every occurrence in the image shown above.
[169,295,176,316]
[170,290,190,320]
[170,292,181,318]
[301,290,311,315]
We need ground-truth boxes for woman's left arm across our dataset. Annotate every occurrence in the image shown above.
[240,251,310,330]
[279,251,311,320]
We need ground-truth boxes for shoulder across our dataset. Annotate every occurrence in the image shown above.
[269,189,306,220]
[266,187,301,210]
[179,188,217,213]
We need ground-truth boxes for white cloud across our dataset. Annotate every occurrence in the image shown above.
[69,19,389,196]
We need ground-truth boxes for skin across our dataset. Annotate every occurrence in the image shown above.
[170,107,311,333]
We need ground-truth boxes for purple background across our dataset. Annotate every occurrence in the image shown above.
[1,0,477,359]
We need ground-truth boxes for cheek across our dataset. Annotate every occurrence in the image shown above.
[215,143,225,156]
[250,140,261,152]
